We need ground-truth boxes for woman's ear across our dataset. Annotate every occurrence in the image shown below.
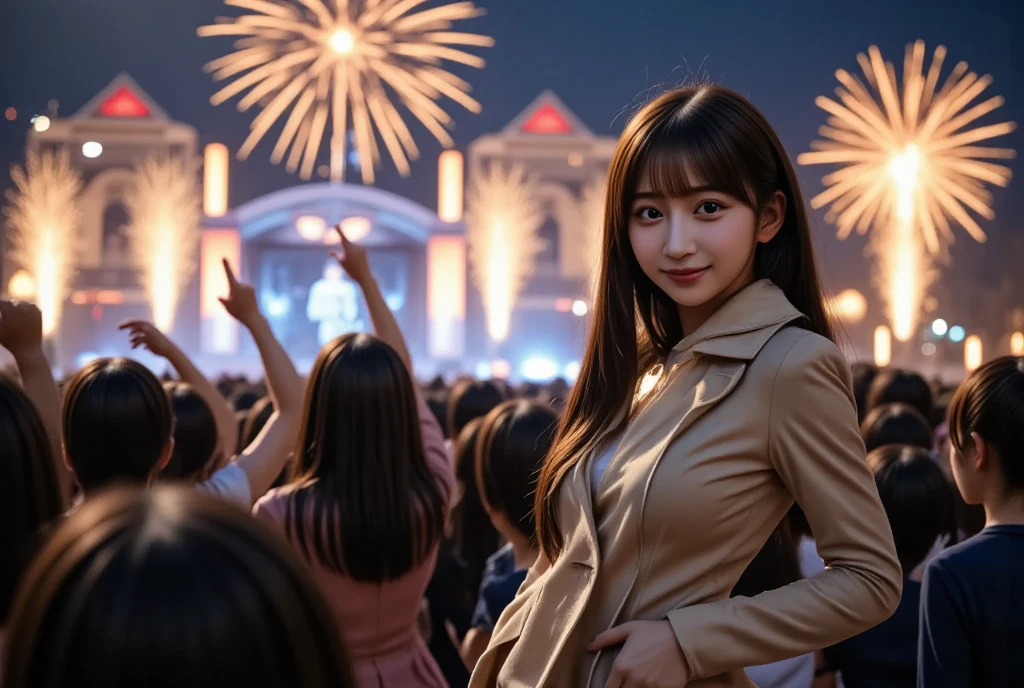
[969,432,989,472]
[756,190,787,244]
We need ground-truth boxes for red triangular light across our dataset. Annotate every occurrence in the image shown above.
[521,103,573,134]
[97,86,151,118]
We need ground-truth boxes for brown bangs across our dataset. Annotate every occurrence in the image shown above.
[629,109,760,209]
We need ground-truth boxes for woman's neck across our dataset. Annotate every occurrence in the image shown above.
[984,491,1024,527]
[507,531,538,571]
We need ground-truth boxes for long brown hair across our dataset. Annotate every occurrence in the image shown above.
[0,374,63,622]
[4,487,355,687]
[535,85,834,561]
[286,333,447,582]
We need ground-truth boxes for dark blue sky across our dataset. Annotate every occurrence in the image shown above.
[3,0,1022,320]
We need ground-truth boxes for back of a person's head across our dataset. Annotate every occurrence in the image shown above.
[450,417,499,590]
[241,395,275,452]
[948,356,1024,494]
[860,402,934,453]
[866,369,934,426]
[230,386,263,412]
[289,333,446,582]
[161,382,219,483]
[868,445,957,574]
[0,374,63,622]
[3,487,354,688]
[61,358,173,493]
[476,400,559,545]
[447,378,505,438]
[851,363,879,423]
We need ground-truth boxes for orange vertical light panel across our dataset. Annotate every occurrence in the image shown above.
[427,235,466,359]
[204,143,229,217]
[1011,331,1024,356]
[874,325,892,368]
[964,335,983,372]
[437,151,464,223]
[200,229,241,354]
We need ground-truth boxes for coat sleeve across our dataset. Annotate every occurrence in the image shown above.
[666,333,902,680]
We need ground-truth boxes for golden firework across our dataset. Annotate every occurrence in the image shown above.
[198,0,493,184]
[125,155,202,332]
[798,40,1015,341]
[4,150,82,336]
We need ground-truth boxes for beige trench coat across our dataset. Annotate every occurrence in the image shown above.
[470,279,902,687]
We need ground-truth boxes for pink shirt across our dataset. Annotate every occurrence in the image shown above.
[254,396,454,688]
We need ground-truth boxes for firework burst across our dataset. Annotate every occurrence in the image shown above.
[4,150,82,336]
[125,155,202,332]
[466,163,546,343]
[798,40,1015,341]
[198,0,493,184]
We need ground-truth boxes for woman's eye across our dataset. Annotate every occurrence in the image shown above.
[635,207,663,220]
[696,201,722,215]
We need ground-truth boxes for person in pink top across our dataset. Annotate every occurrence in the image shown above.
[255,225,453,688]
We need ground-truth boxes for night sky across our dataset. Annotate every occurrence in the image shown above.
[3,0,1023,334]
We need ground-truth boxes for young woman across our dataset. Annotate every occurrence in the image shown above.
[61,262,302,507]
[918,356,1024,686]
[461,400,559,669]
[254,227,453,687]
[3,487,355,687]
[469,85,901,688]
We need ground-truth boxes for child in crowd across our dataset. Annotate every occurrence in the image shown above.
[825,445,956,687]
[460,400,558,669]
[918,356,1024,687]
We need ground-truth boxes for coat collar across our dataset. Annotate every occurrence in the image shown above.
[670,279,806,363]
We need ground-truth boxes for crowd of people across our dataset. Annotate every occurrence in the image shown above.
[1,84,1022,688]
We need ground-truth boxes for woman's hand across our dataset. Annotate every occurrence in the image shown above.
[0,299,43,358]
[218,259,262,327]
[330,224,373,286]
[119,319,175,358]
[589,620,689,688]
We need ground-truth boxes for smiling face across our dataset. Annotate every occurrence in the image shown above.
[628,167,786,333]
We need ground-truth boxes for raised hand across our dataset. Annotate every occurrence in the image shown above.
[330,224,373,286]
[218,259,261,327]
[0,299,43,357]
[118,319,175,358]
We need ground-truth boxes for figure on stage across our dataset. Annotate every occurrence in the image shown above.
[306,260,363,346]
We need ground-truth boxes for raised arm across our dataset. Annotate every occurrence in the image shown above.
[0,300,71,504]
[332,224,412,371]
[208,259,304,504]
[119,319,238,467]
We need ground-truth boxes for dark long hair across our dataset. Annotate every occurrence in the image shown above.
[536,85,834,561]
[867,445,957,574]
[62,358,174,493]
[286,334,447,582]
[476,401,559,545]
[449,417,498,594]
[161,382,220,482]
[0,374,63,622]
[3,487,355,688]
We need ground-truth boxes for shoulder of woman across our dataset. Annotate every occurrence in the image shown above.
[759,328,849,378]
[252,484,298,516]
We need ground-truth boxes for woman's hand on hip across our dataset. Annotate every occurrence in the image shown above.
[589,620,689,687]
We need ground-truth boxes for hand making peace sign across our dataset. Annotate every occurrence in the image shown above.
[218,259,261,327]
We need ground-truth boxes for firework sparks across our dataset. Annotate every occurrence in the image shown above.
[466,163,546,343]
[125,156,202,332]
[798,40,1016,341]
[198,0,493,184]
[4,150,82,336]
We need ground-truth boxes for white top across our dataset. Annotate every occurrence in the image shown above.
[798,536,825,578]
[745,653,815,688]
[590,434,624,495]
[196,463,252,508]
